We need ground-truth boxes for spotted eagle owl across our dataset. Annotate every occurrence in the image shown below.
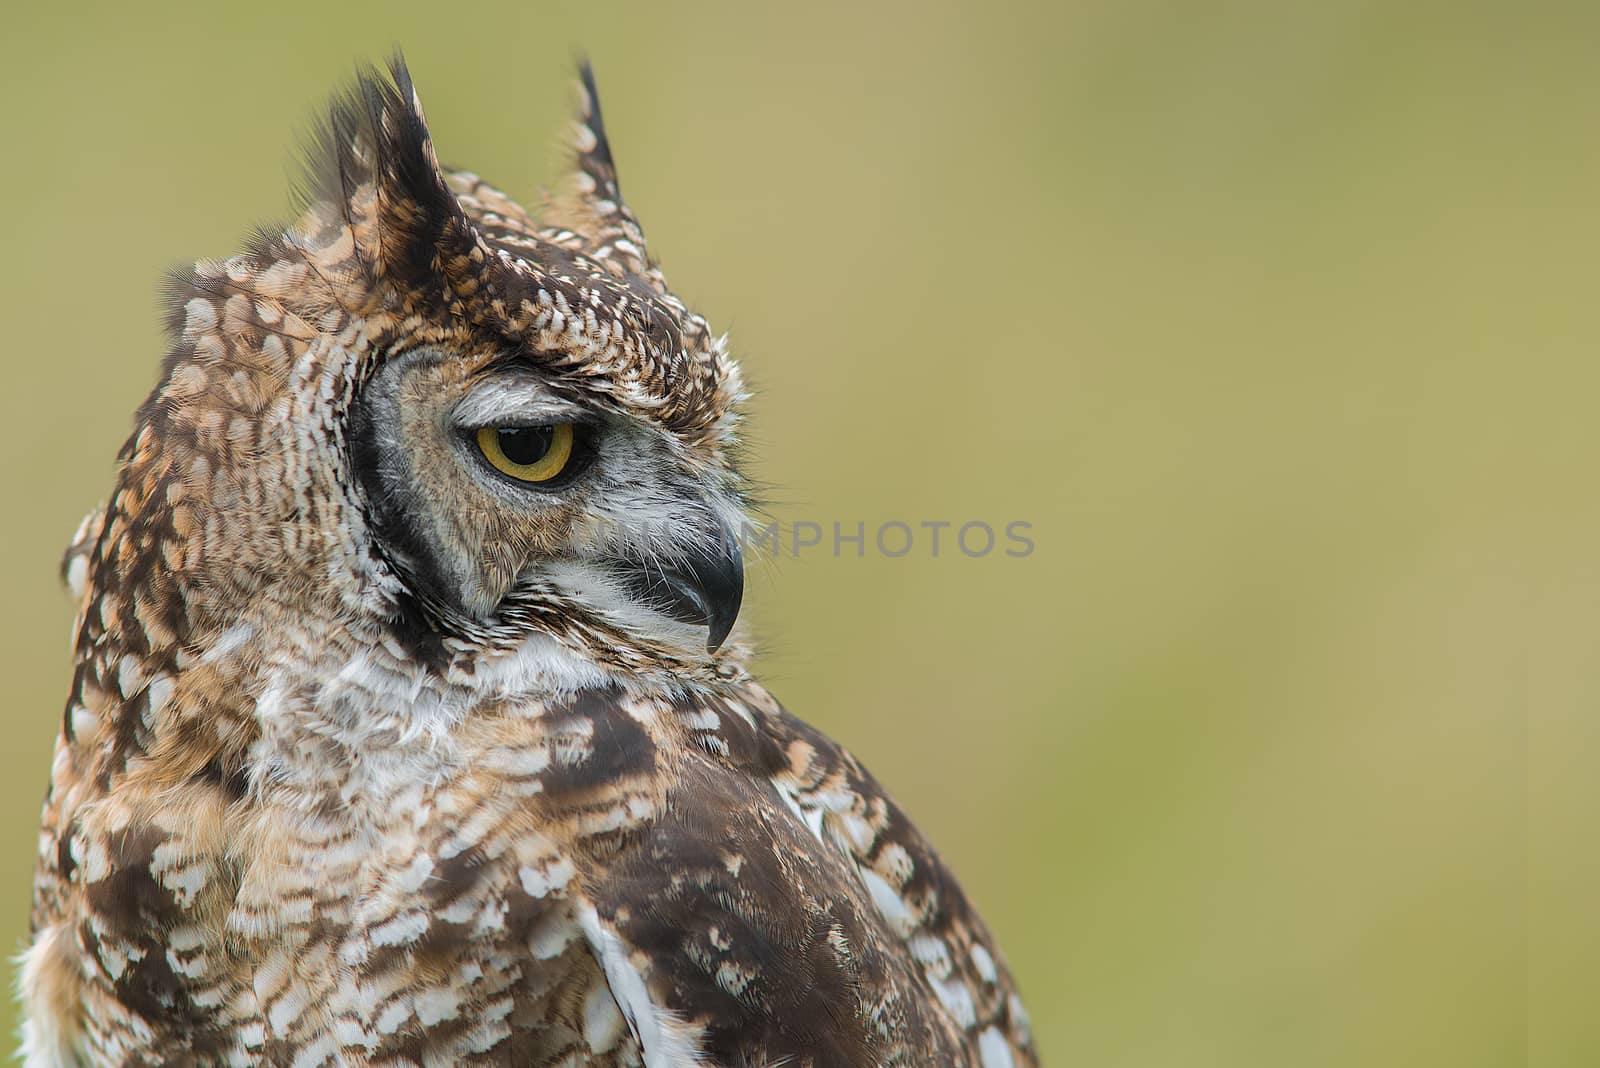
[21,58,1038,1068]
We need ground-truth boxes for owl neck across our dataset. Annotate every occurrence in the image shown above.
[64,585,748,804]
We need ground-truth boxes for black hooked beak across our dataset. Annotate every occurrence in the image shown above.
[616,517,744,652]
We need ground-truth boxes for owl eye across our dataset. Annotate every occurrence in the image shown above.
[475,423,576,483]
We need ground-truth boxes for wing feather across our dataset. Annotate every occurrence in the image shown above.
[569,685,1039,1067]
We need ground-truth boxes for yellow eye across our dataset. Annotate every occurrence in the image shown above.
[475,423,576,483]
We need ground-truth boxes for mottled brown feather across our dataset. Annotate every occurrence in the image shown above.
[22,56,1036,1068]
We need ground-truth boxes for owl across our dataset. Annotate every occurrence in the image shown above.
[21,58,1038,1068]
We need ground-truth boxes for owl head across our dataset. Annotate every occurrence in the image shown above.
[119,57,752,694]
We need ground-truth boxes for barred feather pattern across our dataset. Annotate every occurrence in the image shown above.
[21,56,1037,1068]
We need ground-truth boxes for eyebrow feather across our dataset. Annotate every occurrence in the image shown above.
[451,373,586,427]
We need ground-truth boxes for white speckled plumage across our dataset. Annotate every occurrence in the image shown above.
[21,56,1038,1068]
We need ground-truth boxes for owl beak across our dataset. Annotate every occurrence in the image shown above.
[616,519,744,652]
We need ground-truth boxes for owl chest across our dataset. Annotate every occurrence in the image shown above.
[109,758,614,1063]
[212,757,604,1061]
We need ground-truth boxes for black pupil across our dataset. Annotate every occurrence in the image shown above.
[497,427,554,466]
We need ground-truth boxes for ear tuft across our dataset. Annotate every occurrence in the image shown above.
[294,52,476,291]
[546,60,656,282]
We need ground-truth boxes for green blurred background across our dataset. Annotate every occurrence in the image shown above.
[1,2,1590,1064]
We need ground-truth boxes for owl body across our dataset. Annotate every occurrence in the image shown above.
[22,61,1037,1067]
